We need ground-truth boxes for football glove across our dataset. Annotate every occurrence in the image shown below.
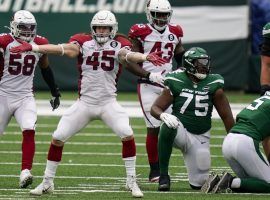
[260,84,270,96]
[50,87,61,111]
[146,51,167,66]
[160,113,180,129]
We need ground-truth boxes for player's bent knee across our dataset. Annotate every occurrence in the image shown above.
[196,149,211,171]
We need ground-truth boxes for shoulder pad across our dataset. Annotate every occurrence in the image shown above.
[0,33,14,50]
[128,24,152,40]
[69,33,92,46]
[114,34,132,48]
[168,24,184,38]
[34,35,49,45]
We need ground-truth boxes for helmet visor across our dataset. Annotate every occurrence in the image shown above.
[194,58,210,74]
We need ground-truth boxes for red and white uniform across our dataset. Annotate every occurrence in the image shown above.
[52,34,133,141]
[0,33,48,134]
[129,23,183,127]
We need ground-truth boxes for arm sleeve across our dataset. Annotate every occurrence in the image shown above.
[41,66,60,97]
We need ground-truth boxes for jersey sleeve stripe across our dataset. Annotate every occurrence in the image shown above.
[207,79,224,85]
[164,77,184,83]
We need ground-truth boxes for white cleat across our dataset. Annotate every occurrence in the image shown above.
[19,169,33,188]
[125,176,144,198]
[29,181,54,196]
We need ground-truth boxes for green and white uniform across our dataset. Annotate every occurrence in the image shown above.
[159,70,224,187]
[261,22,270,56]
[223,94,270,192]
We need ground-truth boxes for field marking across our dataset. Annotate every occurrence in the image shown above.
[0,162,230,169]
[0,151,224,158]
[7,123,226,131]
[0,141,223,147]
[2,131,226,139]
[0,188,270,196]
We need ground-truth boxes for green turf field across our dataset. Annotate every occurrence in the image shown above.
[0,92,268,199]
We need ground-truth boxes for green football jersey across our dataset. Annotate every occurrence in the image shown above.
[231,95,270,141]
[164,70,224,134]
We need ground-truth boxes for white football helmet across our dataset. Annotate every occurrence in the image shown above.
[90,10,118,44]
[10,10,37,42]
[146,0,172,31]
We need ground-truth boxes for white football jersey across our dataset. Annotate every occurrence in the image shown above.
[0,33,48,98]
[129,23,183,74]
[69,34,131,105]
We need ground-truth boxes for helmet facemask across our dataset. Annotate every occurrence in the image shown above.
[149,11,172,31]
[92,25,114,44]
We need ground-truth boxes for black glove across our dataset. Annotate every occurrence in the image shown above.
[260,84,270,96]
[50,87,61,111]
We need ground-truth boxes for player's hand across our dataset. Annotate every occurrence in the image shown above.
[10,40,33,53]
[149,72,165,85]
[146,51,166,66]
[160,113,180,129]
[50,87,61,111]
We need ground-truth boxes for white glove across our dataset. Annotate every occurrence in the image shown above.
[149,72,164,85]
[160,113,180,129]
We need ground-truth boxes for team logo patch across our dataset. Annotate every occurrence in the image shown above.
[168,34,174,41]
[110,41,118,48]
[203,86,210,91]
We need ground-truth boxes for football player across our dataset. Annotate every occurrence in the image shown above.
[260,22,270,95]
[150,47,235,191]
[0,10,60,188]
[202,92,270,193]
[11,10,167,198]
[128,0,185,182]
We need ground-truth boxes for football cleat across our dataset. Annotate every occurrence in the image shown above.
[19,169,33,188]
[149,169,160,182]
[30,181,54,196]
[125,175,144,198]
[201,172,220,193]
[212,171,234,193]
[158,174,170,191]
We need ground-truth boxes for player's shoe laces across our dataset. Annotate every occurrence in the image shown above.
[212,171,234,193]
[19,169,33,188]
[201,172,220,193]
[149,169,160,182]
[125,175,144,198]
[158,174,170,191]
[30,181,54,196]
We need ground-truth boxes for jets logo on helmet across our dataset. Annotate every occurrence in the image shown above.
[10,10,37,42]
[145,0,173,31]
[183,47,211,80]
[90,10,118,44]
[263,22,270,39]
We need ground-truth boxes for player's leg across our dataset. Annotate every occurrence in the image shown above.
[30,100,92,195]
[158,123,178,191]
[179,132,211,190]
[219,133,270,193]
[137,83,165,182]
[0,95,12,136]
[101,100,143,197]
[14,96,37,188]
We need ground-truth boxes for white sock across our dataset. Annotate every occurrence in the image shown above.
[44,160,60,182]
[123,156,136,177]
[231,178,241,188]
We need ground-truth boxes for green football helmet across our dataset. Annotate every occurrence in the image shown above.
[182,47,211,80]
[263,22,270,38]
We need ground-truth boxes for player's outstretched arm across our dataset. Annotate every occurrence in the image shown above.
[260,56,270,95]
[213,88,235,133]
[10,40,80,58]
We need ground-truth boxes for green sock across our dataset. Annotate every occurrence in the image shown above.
[158,123,177,175]
[237,177,270,193]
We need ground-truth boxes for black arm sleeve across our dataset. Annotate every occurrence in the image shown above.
[174,51,185,67]
[41,66,60,97]
[261,38,270,57]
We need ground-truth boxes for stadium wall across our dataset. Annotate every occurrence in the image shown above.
[0,0,250,91]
